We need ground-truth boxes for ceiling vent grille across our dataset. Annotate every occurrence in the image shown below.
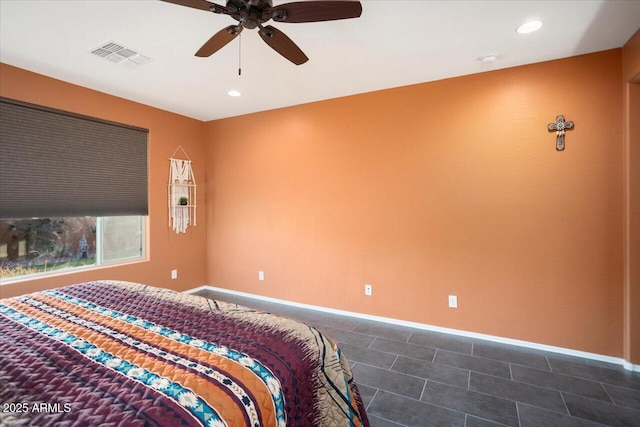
[89,41,151,68]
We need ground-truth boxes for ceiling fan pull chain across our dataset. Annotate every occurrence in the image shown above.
[238,32,242,76]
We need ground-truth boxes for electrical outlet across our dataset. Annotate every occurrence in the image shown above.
[448,295,458,308]
[365,284,372,296]
[171,269,178,280]
[258,271,265,281]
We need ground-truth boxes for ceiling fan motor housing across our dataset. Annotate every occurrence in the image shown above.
[226,0,274,28]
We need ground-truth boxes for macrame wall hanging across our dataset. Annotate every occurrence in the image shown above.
[168,146,197,234]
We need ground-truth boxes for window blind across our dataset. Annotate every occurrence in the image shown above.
[0,97,148,218]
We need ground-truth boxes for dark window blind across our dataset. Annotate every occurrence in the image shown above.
[0,97,148,218]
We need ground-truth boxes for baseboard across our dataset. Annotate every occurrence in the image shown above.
[186,285,640,373]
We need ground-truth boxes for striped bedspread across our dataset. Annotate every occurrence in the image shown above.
[0,281,369,426]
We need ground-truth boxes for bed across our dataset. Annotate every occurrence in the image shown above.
[0,280,369,426]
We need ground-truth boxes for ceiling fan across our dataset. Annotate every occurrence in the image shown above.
[161,0,362,65]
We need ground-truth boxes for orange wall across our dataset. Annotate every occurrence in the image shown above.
[0,48,629,359]
[205,50,624,357]
[0,63,208,298]
[622,29,640,364]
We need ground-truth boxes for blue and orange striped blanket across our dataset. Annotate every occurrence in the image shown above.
[0,280,369,426]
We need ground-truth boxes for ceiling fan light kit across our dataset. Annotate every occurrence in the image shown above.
[162,0,363,65]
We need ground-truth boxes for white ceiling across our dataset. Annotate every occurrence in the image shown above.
[1,1,639,121]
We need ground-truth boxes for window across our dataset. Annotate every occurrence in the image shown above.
[0,98,149,283]
[0,216,145,282]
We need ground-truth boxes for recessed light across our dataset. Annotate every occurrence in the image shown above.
[517,20,543,34]
[227,90,241,97]
[479,54,497,63]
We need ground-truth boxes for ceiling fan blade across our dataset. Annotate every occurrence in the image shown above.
[160,0,229,14]
[271,1,362,23]
[195,25,242,57]
[160,0,214,11]
[258,25,309,65]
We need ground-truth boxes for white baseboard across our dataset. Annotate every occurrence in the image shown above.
[186,285,640,373]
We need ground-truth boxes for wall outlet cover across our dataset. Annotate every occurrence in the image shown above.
[448,295,458,308]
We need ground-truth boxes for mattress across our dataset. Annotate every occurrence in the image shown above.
[0,280,369,426]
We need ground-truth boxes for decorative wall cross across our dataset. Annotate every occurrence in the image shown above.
[547,115,574,151]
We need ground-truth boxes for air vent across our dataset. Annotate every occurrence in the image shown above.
[89,41,151,68]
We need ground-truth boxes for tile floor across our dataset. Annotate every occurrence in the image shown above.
[193,289,640,427]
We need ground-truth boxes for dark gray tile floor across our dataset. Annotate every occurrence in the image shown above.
[193,289,640,427]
